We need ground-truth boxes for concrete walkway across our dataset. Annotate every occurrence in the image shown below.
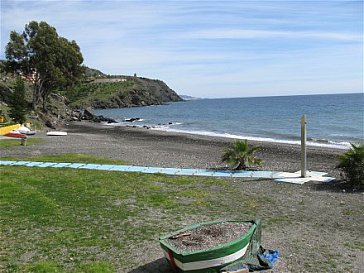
[0,160,335,184]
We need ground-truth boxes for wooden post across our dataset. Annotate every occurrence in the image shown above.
[301,115,307,177]
[20,136,27,146]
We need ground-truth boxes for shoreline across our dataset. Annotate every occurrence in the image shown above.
[95,93,363,150]
[105,122,351,150]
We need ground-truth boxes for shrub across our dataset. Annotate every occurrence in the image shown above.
[222,140,262,170]
[9,78,27,124]
[336,143,364,187]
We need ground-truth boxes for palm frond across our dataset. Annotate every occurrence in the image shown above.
[336,143,364,187]
[221,140,263,170]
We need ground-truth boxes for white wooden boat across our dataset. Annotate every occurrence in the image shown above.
[46,131,68,136]
[160,220,257,273]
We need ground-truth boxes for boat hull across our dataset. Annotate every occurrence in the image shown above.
[4,132,26,138]
[159,220,256,273]
[0,124,21,135]
[46,131,68,136]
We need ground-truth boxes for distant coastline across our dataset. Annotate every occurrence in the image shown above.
[179,94,201,101]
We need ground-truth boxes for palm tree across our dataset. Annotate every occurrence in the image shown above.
[221,140,262,170]
[336,143,364,187]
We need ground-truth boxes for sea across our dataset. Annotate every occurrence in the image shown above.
[96,93,364,150]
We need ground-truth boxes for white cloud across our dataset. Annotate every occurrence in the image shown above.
[183,29,362,42]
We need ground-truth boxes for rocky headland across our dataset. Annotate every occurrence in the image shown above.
[0,70,182,128]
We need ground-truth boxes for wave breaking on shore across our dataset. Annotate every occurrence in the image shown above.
[104,121,351,150]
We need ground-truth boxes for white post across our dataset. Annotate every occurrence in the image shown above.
[301,115,307,178]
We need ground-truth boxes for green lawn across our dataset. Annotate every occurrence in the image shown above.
[0,138,42,149]
[0,153,128,165]
[1,155,361,273]
[0,156,241,272]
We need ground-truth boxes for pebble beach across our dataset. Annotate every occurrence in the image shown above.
[2,121,343,177]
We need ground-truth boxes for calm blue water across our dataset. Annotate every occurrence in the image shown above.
[96,93,364,149]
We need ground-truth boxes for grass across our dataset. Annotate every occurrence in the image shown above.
[264,215,292,227]
[1,154,361,272]
[13,261,114,273]
[353,241,364,251]
[0,153,128,165]
[0,156,238,272]
[345,241,364,251]
[0,138,42,149]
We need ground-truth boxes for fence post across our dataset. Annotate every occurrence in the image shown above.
[20,136,27,146]
[301,115,307,177]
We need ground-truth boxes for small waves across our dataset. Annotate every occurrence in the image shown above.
[150,126,351,149]
[96,94,363,150]
[104,120,352,149]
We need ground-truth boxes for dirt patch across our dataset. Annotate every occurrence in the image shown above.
[166,222,252,253]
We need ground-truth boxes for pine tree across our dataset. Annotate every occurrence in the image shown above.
[5,21,84,110]
[9,78,27,124]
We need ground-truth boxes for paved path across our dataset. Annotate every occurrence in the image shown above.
[0,160,335,184]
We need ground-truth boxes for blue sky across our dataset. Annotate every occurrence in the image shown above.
[1,0,363,98]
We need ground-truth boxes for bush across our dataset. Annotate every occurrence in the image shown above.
[222,140,262,170]
[9,78,27,124]
[336,144,364,187]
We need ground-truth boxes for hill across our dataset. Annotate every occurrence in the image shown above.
[84,67,106,78]
[0,65,182,128]
[67,75,182,109]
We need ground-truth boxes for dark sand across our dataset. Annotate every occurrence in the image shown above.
[1,121,362,273]
[1,121,342,176]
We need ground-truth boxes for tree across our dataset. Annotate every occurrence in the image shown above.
[9,78,27,124]
[336,144,364,187]
[221,140,262,170]
[5,21,84,110]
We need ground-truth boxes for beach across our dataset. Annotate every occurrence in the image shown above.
[2,121,342,176]
[1,121,362,273]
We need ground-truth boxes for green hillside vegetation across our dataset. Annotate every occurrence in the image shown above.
[0,70,181,127]
[65,76,181,109]
[66,79,134,107]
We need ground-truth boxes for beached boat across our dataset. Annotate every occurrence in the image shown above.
[4,130,26,138]
[0,124,21,135]
[46,131,68,136]
[159,220,256,273]
[18,126,36,135]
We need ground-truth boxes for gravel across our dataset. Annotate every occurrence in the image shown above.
[166,222,253,253]
[0,121,343,177]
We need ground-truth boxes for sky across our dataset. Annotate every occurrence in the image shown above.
[1,0,363,98]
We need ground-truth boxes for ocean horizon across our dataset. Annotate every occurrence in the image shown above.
[96,93,364,150]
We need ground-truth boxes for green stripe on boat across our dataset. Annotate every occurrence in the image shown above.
[159,220,256,272]
[162,244,249,272]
